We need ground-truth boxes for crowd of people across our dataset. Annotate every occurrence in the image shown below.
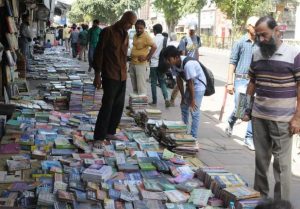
[89,11,300,205]
[18,10,300,206]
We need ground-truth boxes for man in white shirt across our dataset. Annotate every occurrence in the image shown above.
[149,24,170,107]
[163,45,206,138]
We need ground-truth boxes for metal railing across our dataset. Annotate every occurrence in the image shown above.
[282,39,300,46]
[201,36,234,49]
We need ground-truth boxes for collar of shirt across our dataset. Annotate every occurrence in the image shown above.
[243,34,255,44]
[180,56,187,70]
[274,42,286,56]
[112,22,127,37]
[135,31,148,39]
[156,34,163,38]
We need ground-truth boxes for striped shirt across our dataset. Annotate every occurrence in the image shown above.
[249,43,300,122]
[230,34,256,74]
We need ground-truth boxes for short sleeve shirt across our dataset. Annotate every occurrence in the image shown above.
[131,32,154,65]
[173,56,207,92]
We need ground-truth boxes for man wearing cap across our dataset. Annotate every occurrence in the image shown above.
[225,16,259,151]
[177,25,201,60]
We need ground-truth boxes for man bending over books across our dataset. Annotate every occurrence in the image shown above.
[163,46,207,138]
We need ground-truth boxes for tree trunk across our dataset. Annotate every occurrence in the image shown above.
[167,19,177,34]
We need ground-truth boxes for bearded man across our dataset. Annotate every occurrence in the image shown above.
[244,16,300,201]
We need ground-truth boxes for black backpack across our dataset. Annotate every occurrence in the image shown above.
[157,36,169,73]
[182,57,215,96]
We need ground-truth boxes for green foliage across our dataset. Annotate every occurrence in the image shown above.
[214,0,264,27]
[153,0,183,32]
[180,0,206,15]
[67,2,85,23]
[67,0,145,24]
[153,0,206,32]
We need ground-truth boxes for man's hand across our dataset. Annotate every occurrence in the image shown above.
[189,99,197,112]
[93,74,102,89]
[138,55,147,62]
[242,114,251,122]
[289,114,300,135]
[227,84,234,95]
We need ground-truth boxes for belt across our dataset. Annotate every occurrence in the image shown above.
[235,73,249,79]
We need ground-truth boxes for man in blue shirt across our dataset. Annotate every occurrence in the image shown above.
[225,16,259,151]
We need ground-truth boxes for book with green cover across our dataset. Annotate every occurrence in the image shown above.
[55,138,76,149]
[138,162,156,171]
[143,179,163,192]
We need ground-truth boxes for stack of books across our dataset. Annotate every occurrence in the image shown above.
[5,119,22,134]
[162,120,187,134]
[219,186,261,207]
[69,80,83,112]
[92,89,103,110]
[82,165,113,183]
[53,96,69,111]
[82,81,95,112]
[129,94,148,111]
[169,134,199,156]
[144,109,162,119]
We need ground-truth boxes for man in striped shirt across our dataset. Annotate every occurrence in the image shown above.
[245,16,300,200]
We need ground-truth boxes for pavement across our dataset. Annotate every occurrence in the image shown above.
[37,48,300,206]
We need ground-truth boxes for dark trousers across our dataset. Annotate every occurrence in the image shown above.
[94,78,126,140]
[252,117,292,200]
[71,43,78,58]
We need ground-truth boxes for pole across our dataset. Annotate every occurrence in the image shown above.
[198,5,201,36]
[232,0,238,46]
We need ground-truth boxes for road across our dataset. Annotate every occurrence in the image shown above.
[199,47,231,82]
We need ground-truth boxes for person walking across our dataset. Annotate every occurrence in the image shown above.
[244,16,300,200]
[78,24,89,62]
[70,25,79,58]
[93,11,137,144]
[19,13,33,72]
[129,19,157,95]
[63,24,71,52]
[177,24,201,59]
[225,16,259,151]
[88,19,101,72]
[149,24,170,107]
[163,46,207,138]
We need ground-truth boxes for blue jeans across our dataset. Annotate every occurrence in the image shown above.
[181,90,205,138]
[228,78,253,139]
[150,67,168,103]
[88,46,95,68]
